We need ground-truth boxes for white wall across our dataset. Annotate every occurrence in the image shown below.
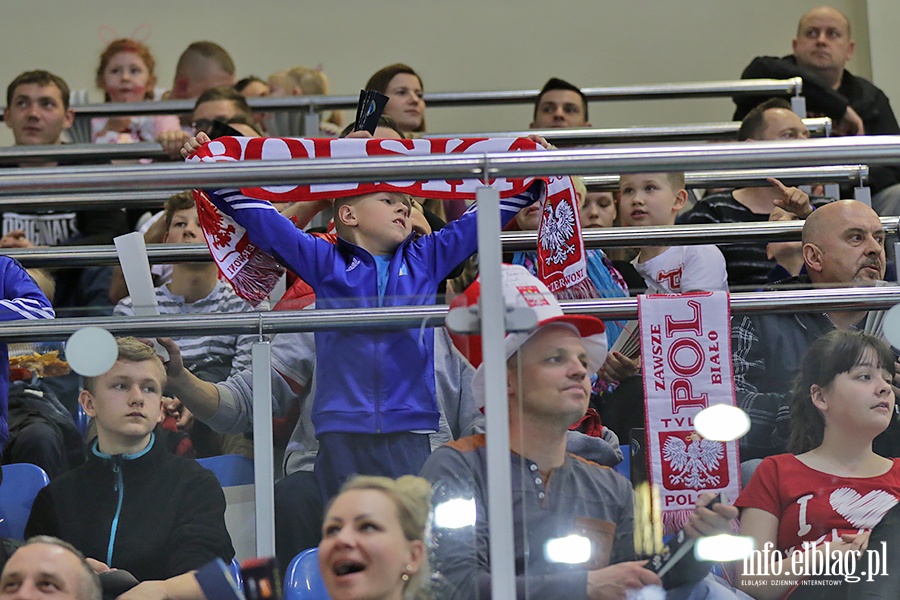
[867,0,900,116]
[0,0,875,145]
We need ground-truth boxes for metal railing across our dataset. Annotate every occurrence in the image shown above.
[0,286,893,343]
[0,117,832,166]
[0,136,896,196]
[4,216,897,268]
[0,159,862,209]
[584,163,865,191]
[0,77,803,120]
[435,118,830,145]
[0,164,863,210]
[0,190,170,211]
[0,142,169,164]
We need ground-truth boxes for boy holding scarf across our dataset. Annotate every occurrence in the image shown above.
[181,132,557,501]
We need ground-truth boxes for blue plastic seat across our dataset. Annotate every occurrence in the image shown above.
[0,463,50,539]
[283,548,330,600]
[228,558,243,593]
[198,455,257,562]
[198,454,254,487]
[613,444,631,479]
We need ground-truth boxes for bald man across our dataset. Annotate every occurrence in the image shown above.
[167,41,236,101]
[732,7,900,214]
[0,536,101,600]
[731,200,899,460]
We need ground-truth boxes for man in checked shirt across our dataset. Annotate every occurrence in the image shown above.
[732,199,899,463]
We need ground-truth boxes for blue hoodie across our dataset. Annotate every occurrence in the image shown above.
[0,257,54,453]
[205,185,539,435]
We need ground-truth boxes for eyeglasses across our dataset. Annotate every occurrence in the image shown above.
[191,119,215,134]
[191,117,230,134]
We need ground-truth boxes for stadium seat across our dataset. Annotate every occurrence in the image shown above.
[0,463,50,539]
[198,454,254,487]
[228,558,243,593]
[198,454,256,561]
[283,548,330,600]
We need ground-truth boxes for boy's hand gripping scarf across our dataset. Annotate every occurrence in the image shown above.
[187,136,593,305]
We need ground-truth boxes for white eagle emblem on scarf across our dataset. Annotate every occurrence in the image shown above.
[662,432,724,488]
[538,200,576,266]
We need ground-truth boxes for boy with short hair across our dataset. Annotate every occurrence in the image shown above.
[597,175,728,440]
[116,192,260,384]
[115,192,260,457]
[25,337,233,583]
[618,172,728,293]
[184,132,541,500]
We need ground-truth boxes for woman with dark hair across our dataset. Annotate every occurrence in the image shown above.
[735,330,900,599]
[365,64,426,134]
[235,75,269,98]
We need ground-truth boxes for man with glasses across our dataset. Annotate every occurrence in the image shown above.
[158,86,253,159]
[189,87,253,136]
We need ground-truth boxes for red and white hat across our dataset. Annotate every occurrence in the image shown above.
[449,264,607,405]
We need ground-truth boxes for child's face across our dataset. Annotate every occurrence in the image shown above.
[103,52,152,103]
[164,207,202,244]
[618,174,685,227]
[514,203,542,231]
[580,192,617,229]
[814,349,893,436]
[80,360,164,446]
[267,74,292,97]
[346,192,413,255]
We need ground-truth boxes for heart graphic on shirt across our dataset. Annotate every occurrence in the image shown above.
[829,488,898,529]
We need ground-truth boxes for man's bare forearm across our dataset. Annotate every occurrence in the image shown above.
[166,367,222,421]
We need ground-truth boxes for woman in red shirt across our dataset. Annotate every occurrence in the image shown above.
[736,330,900,599]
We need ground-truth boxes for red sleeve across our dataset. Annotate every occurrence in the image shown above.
[734,455,784,518]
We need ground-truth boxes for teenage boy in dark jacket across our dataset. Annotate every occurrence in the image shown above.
[25,337,233,586]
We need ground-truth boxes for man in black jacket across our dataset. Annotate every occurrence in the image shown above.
[732,6,900,214]
[3,70,127,312]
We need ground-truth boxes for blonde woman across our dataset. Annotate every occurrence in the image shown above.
[319,475,431,600]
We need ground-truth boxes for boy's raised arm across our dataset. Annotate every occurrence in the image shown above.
[155,337,221,422]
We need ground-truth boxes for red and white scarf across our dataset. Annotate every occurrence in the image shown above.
[638,291,740,534]
[188,137,593,304]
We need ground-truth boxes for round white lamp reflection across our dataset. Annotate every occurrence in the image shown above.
[694,404,750,442]
[66,327,118,377]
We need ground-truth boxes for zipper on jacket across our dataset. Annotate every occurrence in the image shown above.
[90,434,155,569]
[107,457,125,566]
